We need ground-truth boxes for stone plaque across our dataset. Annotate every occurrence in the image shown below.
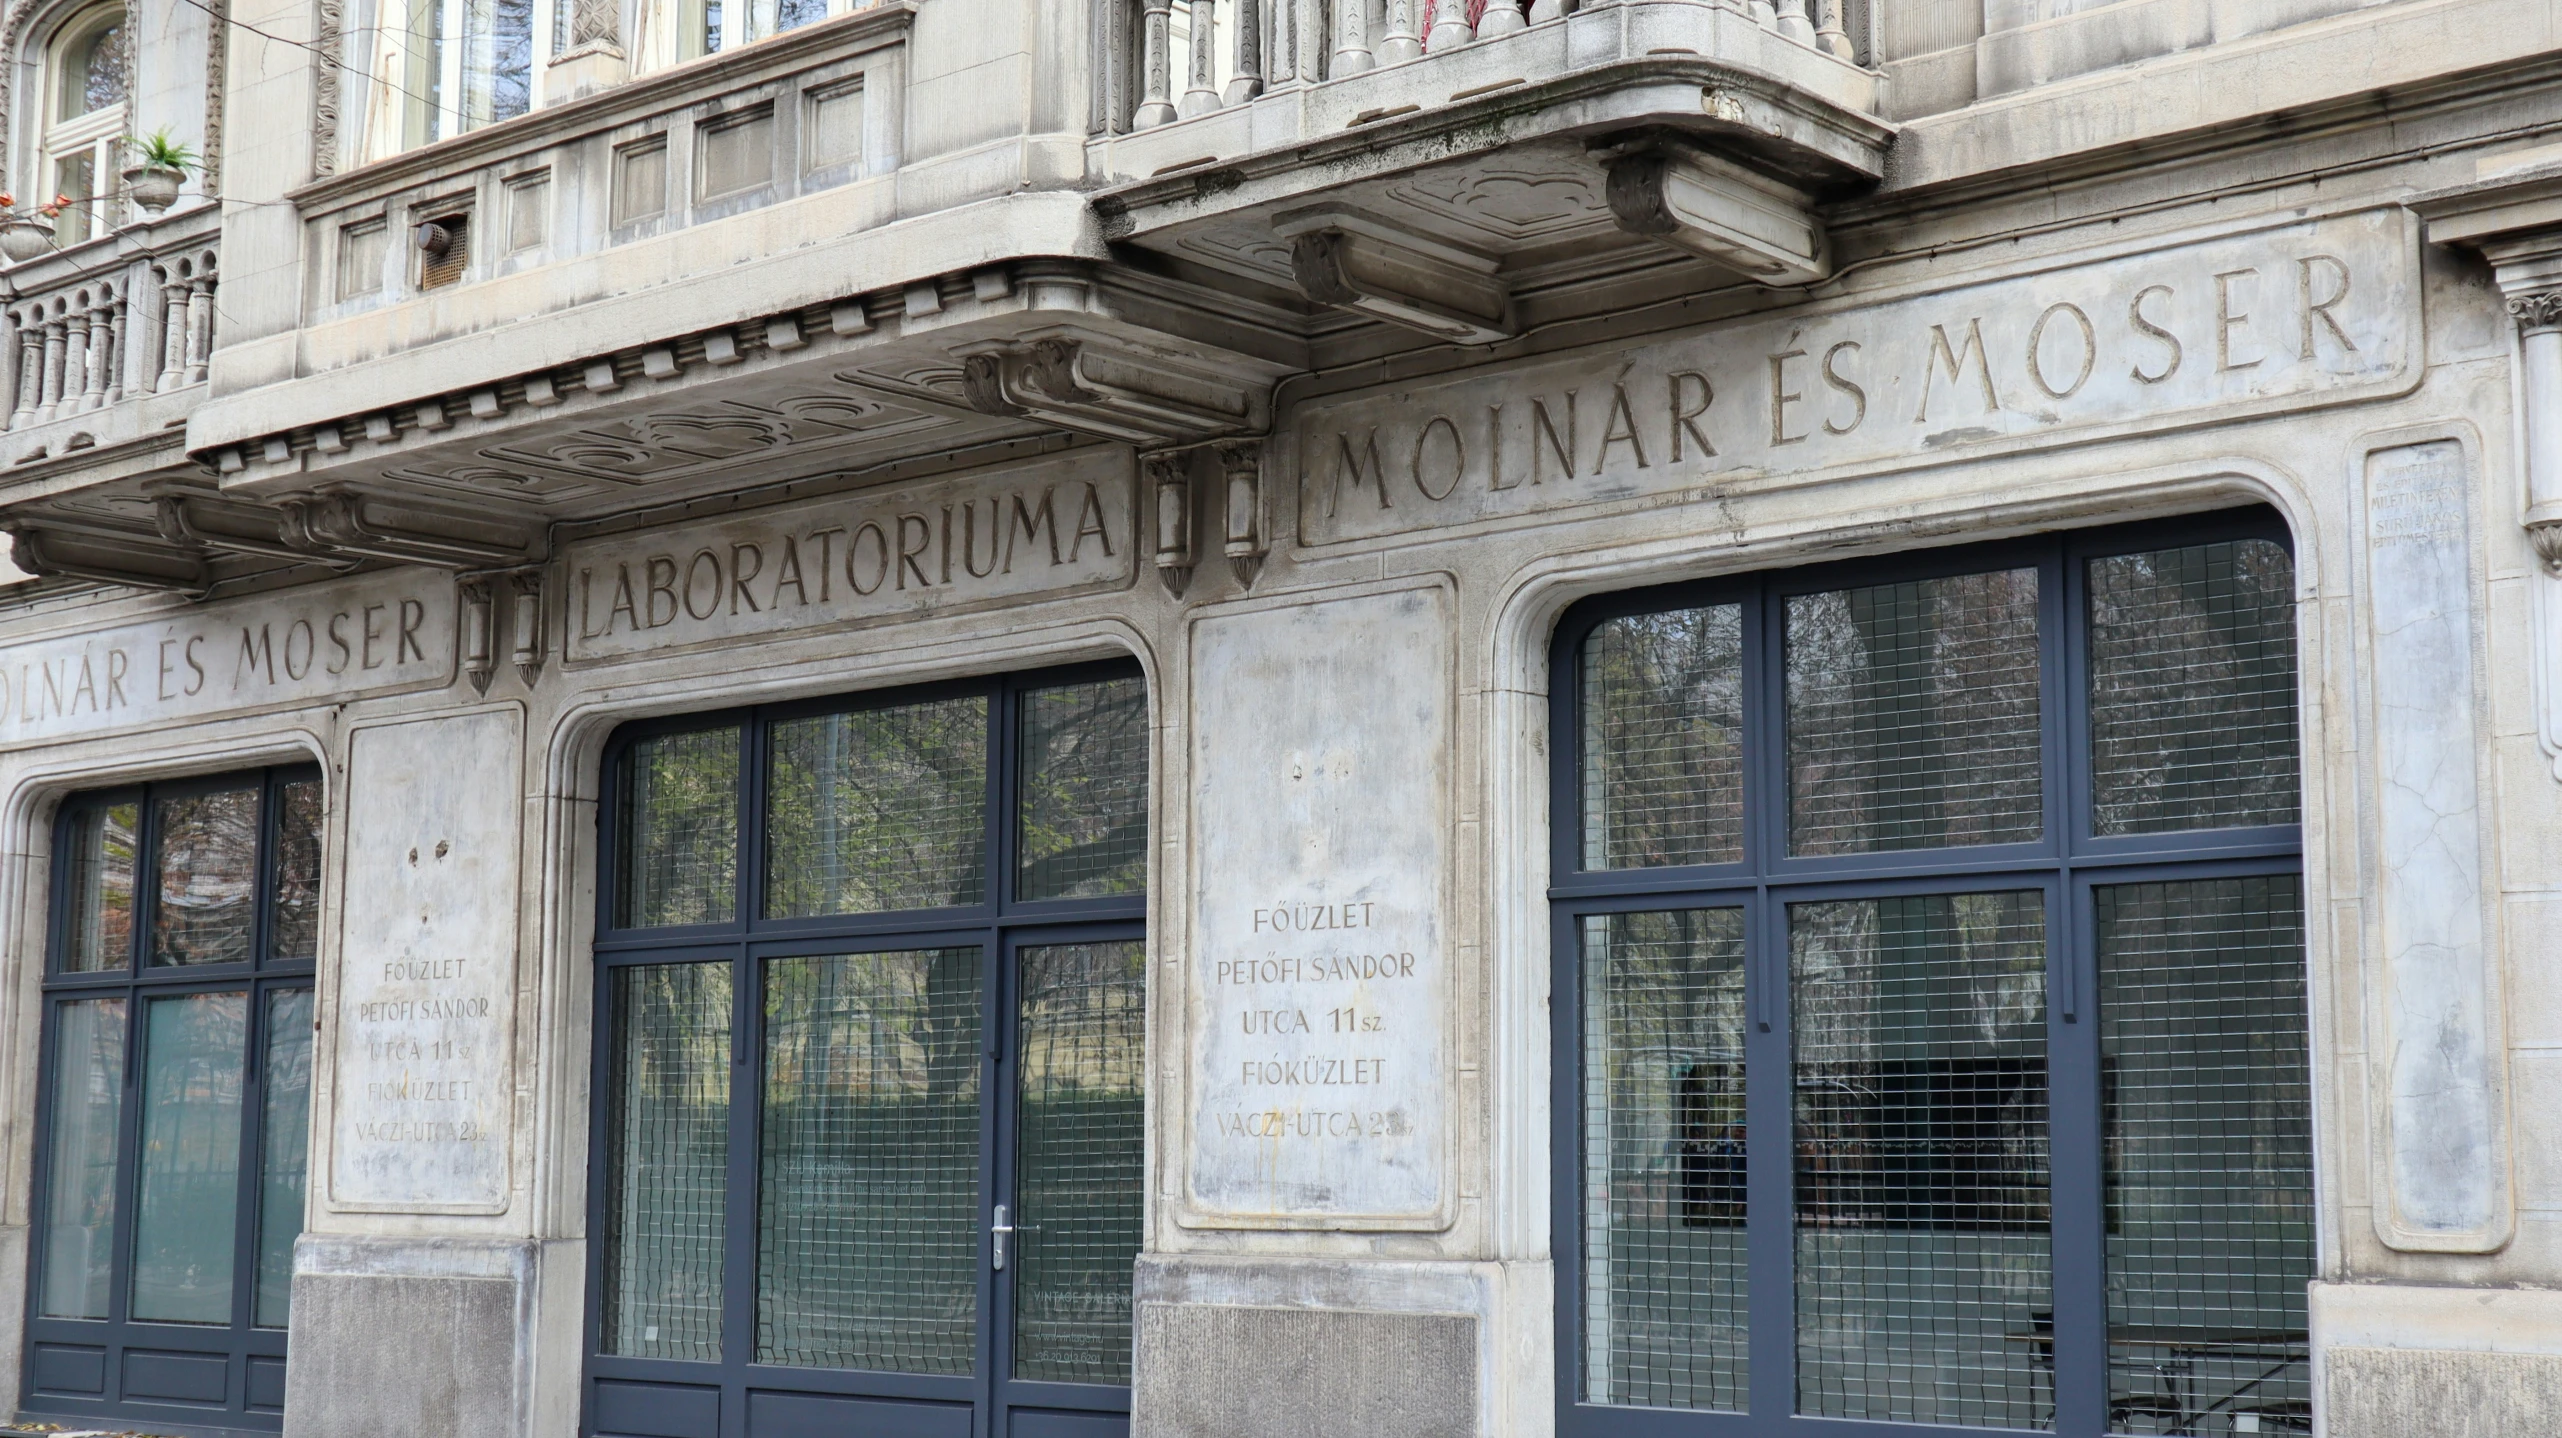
[564,450,1134,663]
[330,708,520,1212]
[1186,584,1451,1227]
[2363,440,2504,1247]
[1296,208,2418,544]
[0,571,453,749]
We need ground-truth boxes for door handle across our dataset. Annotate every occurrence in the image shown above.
[992,1204,1012,1270]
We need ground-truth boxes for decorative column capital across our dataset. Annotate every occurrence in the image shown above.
[2509,290,2562,334]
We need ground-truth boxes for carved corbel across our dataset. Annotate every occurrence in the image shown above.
[1601,139,1832,287]
[459,577,498,694]
[2529,519,2562,578]
[154,492,362,571]
[1149,451,1194,597]
[1218,439,1267,589]
[956,329,1263,445]
[3,523,210,595]
[510,569,547,685]
[1275,208,1512,345]
[280,491,539,569]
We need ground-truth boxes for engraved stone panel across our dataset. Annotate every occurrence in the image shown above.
[329,709,521,1212]
[564,451,1134,663]
[0,571,453,750]
[1185,584,1451,1227]
[2362,440,2505,1247]
[1296,209,2419,544]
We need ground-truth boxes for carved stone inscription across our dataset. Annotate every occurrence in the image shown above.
[2364,441,2504,1246]
[1298,209,2417,543]
[565,450,1134,662]
[0,571,452,749]
[331,709,519,1212]
[1187,585,1450,1226]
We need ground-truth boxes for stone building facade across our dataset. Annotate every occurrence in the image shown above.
[0,0,2550,1435]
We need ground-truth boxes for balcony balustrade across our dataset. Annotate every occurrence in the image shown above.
[0,204,218,445]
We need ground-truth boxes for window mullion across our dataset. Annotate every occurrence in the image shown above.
[1743,885,1794,1422]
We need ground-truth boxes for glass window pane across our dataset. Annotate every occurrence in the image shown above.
[1013,940,1146,1383]
[62,800,137,973]
[1791,892,2050,1428]
[1787,569,2042,855]
[464,0,533,126]
[617,726,741,928]
[1582,908,1747,1411]
[759,948,983,1374]
[55,151,94,247]
[766,697,987,918]
[2088,540,2299,835]
[39,996,126,1319]
[1581,607,1745,870]
[151,785,260,966]
[2100,877,2312,1431]
[602,962,732,1361]
[1018,678,1149,901]
[269,778,324,962]
[254,988,314,1329]
[131,991,247,1325]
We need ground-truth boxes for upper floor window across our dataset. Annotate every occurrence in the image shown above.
[43,4,128,246]
[355,0,535,163]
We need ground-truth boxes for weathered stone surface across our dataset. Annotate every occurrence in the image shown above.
[1131,1303,1477,1438]
[0,570,453,749]
[2327,1347,2562,1438]
[1185,583,1452,1227]
[281,1239,530,1438]
[2362,439,2507,1250]
[1292,209,2415,546]
[330,708,522,1212]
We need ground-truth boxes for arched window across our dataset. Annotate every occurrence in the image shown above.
[42,4,129,247]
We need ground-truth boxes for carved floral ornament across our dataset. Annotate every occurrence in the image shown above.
[2507,289,2562,334]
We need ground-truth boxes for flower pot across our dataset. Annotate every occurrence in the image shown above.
[0,217,56,263]
[122,164,184,215]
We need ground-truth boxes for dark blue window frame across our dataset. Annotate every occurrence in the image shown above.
[1550,509,2307,1438]
[583,659,1147,1438]
[25,765,320,1437]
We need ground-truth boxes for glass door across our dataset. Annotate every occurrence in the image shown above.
[587,664,1149,1438]
[25,768,321,1432]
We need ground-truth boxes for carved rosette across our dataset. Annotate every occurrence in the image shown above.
[2509,290,2562,335]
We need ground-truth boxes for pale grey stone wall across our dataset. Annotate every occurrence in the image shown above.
[1132,1304,1477,1438]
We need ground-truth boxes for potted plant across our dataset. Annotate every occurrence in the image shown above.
[0,194,59,263]
[121,129,197,215]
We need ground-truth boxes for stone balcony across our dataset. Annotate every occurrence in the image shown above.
[1090,0,1890,345]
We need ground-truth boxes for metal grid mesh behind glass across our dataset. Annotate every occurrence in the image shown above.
[1787,569,2042,855]
[130,991,248,1324]
[1013,940,1147,1383]
[39,996,126,1319]
[759,948,983,1374]
[617,728,742,928]
[1017,679,1150,901]
[1581,606,1746,870]
[602,962,732,1361]
[255,987,313,1329]
[2088,541,2299,835]
[766,697,989,917]
[2100,877,2312,1434]
[1791,891,2051,1429]
[1581,908,1748,1411]
[151,786,259,966]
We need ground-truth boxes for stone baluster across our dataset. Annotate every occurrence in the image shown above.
[1180,0,1221,116]
[1378,0,1420,61]
[102,286,126,407]
[1136,0,1179,127]
[59,310,89,416]
[1478,0,1525,36]
[1525,0,1568,25]
[1333,0,1373,73]
[1423,0,1470,49]
[80,293,113,411]
[1226,0,1264,104]
[1813,0,1852,56]
[37,314,66,425]
[9,317,38,430]
[1774,0,1814,43]
[157,270,188,392]
[184,279,215,386]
